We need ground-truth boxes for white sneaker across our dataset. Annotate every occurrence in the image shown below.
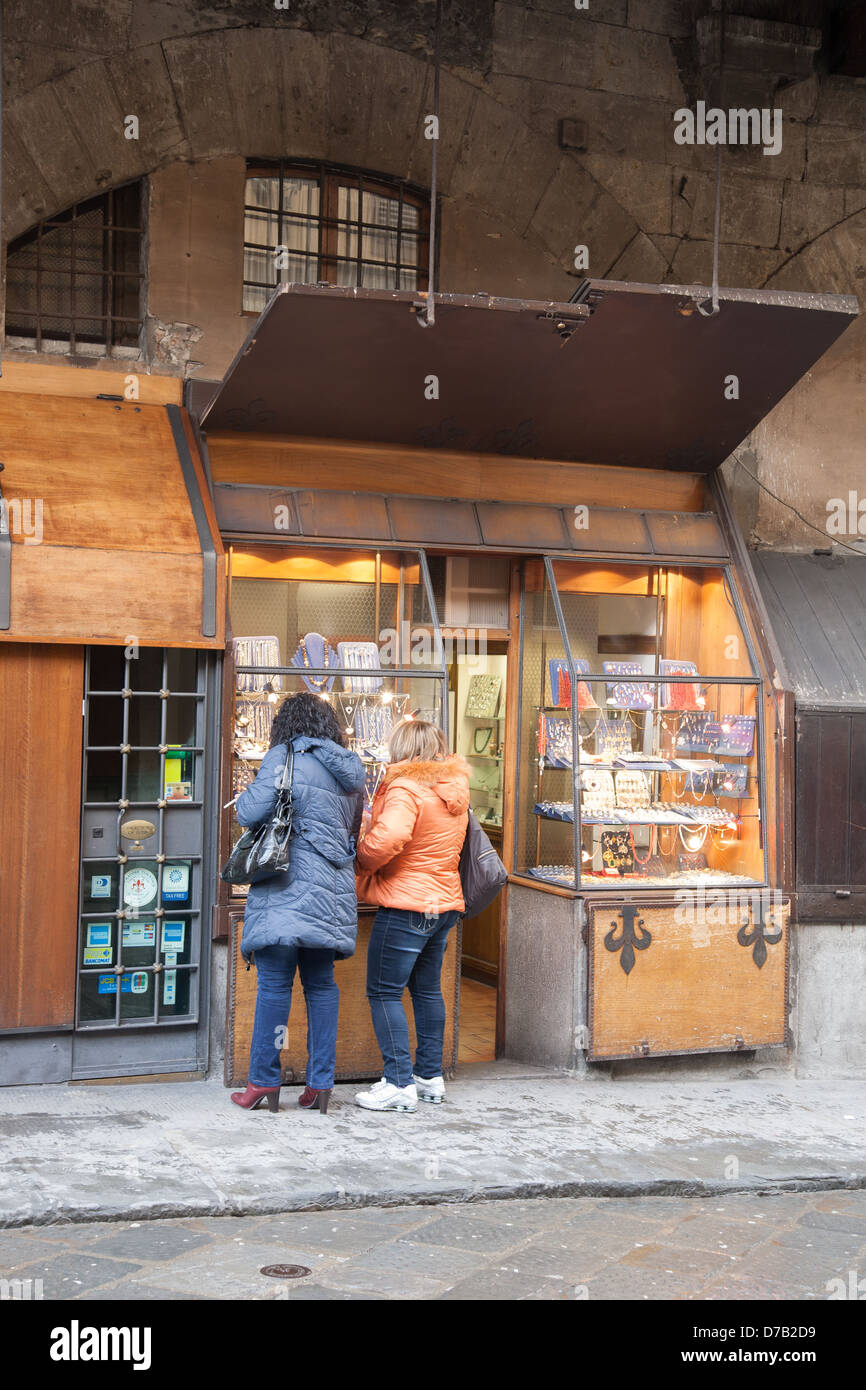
[414,1074,446,1104]
[355,1081,417,1112]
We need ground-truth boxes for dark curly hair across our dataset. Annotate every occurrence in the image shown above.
[269,691,346,749]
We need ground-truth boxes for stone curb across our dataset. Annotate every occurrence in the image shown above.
[4,1172,866,1231]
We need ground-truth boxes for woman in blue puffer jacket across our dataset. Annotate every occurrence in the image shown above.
[230,692,365,1116]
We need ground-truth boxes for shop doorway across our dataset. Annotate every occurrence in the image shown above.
[429,554,514,1065]
[452,639,507,1064]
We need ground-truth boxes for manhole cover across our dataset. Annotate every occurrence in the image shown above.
[260,1264,312,1280]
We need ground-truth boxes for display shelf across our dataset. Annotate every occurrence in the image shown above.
[579,871,764,888]
[533,803,740,827]
[538,757,738,773]
[524,865,578,888]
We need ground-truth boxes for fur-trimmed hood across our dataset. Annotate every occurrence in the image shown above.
[383,754,471,816]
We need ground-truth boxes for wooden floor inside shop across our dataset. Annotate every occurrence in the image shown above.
[458,976,497,1064]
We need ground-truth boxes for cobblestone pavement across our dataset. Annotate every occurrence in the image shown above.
[2,1190,865,1301]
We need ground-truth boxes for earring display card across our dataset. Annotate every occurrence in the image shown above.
[233,636,282,692]
[580,768,616,815]
[336,641,383,693]
[600,830,634,874]
[614,769,651,809]
[540,715,574,768]
[466,673,502,718]
[660,660,703,710]
[596,716,633,760]
[713,764,749,797]
[716,716,756,757]
[603,662,654,710]
[675,711,721,753]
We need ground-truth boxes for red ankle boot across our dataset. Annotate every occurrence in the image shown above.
[298,1086,331,1114]
[231,1083,280,1113]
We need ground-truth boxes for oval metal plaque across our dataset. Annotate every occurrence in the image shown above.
[121,820,156,841]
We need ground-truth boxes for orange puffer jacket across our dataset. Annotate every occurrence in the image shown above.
[356,755,470,914]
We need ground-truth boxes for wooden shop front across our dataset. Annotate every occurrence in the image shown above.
[0,375,226,1085]
[201,279,857,1081]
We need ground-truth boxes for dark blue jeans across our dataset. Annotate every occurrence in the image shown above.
[366,908,461,1088]
[249,944,338,1090]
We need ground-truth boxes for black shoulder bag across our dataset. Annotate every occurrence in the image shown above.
[459,811,508,919]
[220,747,295,887]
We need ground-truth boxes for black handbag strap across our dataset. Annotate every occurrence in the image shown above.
[278,745,295,795]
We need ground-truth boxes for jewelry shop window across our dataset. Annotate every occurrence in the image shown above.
[77,647,207,1028]
[223,546,448,903]
[516,558,767,891]
[242,161,431,313]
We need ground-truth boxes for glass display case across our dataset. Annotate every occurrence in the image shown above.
[516,558,766,891]
[224,546,448,900]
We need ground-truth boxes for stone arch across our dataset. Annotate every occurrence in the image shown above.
[3,28,646,295]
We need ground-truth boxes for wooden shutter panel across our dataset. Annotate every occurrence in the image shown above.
[796,710,866,921]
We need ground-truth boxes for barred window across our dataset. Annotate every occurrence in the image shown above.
[4,181,145,354]
[243,162,431,313]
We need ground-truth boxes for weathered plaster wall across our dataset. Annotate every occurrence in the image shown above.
[724,307,866,550]
[147,158,249,375]
[792,925,866,1079]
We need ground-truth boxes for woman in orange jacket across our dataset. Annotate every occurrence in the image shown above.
[354,719,469,1113]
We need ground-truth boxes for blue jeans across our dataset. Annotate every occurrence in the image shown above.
[366,908,461,1088]
[249,945,338,1090]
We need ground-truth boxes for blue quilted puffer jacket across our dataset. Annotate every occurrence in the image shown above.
[235,736,365,962]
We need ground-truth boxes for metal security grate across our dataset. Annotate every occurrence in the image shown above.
[5,182,144,354]
[242,161,431,313]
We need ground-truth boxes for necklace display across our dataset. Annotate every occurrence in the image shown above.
[658,824,677,858]
[473,726,494,755]
[678,823,709,851]
[628,824,656,865]
[299,636,330,691]
[710,821,739,850]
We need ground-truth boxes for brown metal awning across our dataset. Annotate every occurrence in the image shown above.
[0,393,225,647]
[214,483,728,561]
[200,282,857,473]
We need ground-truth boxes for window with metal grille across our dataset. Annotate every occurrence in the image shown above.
[4,181,145,354]
[243,161,431,313]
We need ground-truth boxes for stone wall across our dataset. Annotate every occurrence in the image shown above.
[2,0,865,538]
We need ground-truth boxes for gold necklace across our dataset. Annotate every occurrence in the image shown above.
[300,637,330,691]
